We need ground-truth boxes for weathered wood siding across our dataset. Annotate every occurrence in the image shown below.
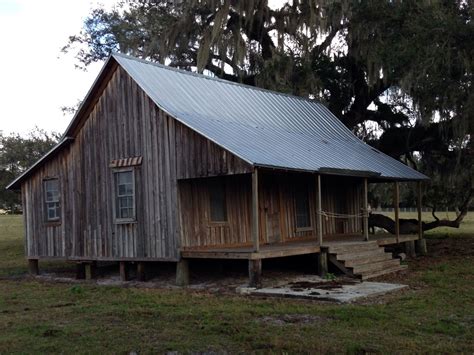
[179,175,253,248]
[22,66,252,260]
[175,122,252,179]
[321,177,363,236]
[179,172,364,249]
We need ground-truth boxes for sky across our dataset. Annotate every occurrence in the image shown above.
[0,0,116,135]
[0,0,286,136]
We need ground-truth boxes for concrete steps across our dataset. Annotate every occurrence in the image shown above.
[327,241,406,280]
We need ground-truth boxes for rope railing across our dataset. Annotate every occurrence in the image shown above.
[317,210,369,219]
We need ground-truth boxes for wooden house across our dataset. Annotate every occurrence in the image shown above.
[7,53,428,286]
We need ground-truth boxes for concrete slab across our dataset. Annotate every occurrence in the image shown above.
[238,275,408,303]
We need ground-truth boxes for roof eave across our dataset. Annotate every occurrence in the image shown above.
[254,163,429,181]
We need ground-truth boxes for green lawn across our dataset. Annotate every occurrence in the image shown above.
[0,214,473,353]
[381,211,474,238]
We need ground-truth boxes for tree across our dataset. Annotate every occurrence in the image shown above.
[64,0,473,232]
[0,128,60,212]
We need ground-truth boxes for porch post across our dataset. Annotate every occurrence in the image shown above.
[363,178,369,241]
[316,174,323,245]
[252,168,260,252]
[416,181,428,255]
[394,181,400,243]
[417,181,423,240]
[248,259,262,288]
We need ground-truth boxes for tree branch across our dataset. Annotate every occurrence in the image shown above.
[369,188,472,234]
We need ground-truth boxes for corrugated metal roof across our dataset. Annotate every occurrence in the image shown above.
[113,53,428,180]
[7,53,428,190]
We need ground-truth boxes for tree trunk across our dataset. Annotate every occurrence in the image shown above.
[369,189,472,234]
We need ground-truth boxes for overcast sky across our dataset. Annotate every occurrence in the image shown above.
[0,0,116,135]
[0,0,285,136]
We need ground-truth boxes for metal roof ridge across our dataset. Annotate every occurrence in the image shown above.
[112,52,325,106]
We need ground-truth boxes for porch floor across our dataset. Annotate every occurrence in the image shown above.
[180,234,419,260]
[322,233,419,247]
[181,240,321,260]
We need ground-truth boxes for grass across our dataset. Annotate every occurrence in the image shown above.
[382,211,474,237]
[0,214,474,353]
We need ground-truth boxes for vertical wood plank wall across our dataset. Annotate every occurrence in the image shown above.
[22,66,252,261]
[179,172,364,249]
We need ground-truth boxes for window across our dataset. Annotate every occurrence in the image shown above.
[114,170,135,221]
[295,185,311,230]
[44,178,60,222]
[209,180,227,222]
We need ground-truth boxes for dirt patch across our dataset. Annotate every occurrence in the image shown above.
[288,279,358,291]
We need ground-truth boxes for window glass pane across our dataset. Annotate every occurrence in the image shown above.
[55,203,61,219]
[120,197,131,208]
[124,184,134,195]
[118,171,133,184]
[44,179,60,221]
[295,185,311,228]
[52,190,59,201]
[209,181,227,222]
[114,170,135,220]
[45,179,58,192]
[118,185,127,196]
[46,191,54,202]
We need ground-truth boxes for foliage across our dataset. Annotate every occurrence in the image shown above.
[0,128,60,212]
[64,0,473,212]
[324,272,336,281]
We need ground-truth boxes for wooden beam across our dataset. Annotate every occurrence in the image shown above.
[180,243,321,260]
[417,181,423,240]
[176,259,190,286]
[85,262,96,280]
[119,261,129,281]
[318,248,328,277]
[404,241,416,258]
[248,259,262,288]
[316,174,323,245]
[76,263,85,280]
[252,168,260,252]
[28,259,39,275]
[136,262,146,281]
[394,182,400,243]
[363,178,369,241]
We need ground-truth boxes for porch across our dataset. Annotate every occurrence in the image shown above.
[177,168,426,286]
[180,233,419,260]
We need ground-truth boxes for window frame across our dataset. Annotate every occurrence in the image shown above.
[43,177,61,223]
[113,168,137,224]
[208,179,228,225]
[294,183,312,232]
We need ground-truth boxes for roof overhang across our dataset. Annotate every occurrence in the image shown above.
[255,164,428,181]
[318,167,382,178]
